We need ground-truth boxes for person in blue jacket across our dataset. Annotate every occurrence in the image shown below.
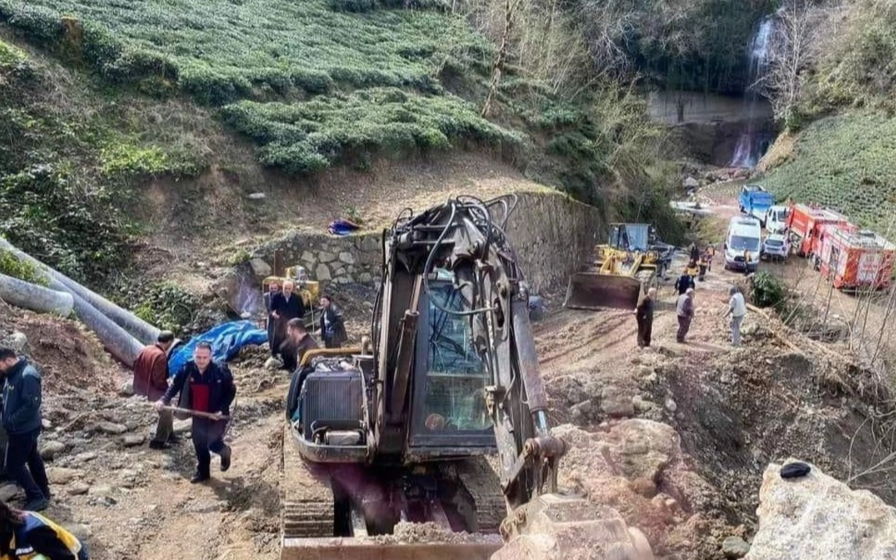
[0,500,88,560]
[0,349,50,512]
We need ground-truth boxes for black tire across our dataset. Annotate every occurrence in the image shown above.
[286,369,302,421]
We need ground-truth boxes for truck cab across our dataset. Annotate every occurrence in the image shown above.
[764,205,790,234]
[739,184,775,226]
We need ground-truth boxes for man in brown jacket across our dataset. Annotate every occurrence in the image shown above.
[281,319,319,373]
[133,331,177,449]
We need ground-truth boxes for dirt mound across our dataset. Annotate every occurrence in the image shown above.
[0,304,122,394]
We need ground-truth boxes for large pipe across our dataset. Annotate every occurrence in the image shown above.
[0,238,160,344]
[68,289,144,367]
[0,273,74,317]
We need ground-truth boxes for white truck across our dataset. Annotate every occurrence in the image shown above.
[764,205,790,234]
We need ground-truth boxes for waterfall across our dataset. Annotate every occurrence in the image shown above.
[730,15,776,168]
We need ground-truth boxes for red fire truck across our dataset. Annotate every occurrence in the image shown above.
[786,203,853,257]
[818,229,895,290]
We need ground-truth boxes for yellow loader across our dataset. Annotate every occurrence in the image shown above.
[564,223,674,310]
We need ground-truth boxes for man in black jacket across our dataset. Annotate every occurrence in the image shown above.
[281,319,320,373]
[270,281,305,361]
[634,288,656,348]
[318,295,347,349]
[0,348,50,511]
[155,342,236,484]
[263,281,281,357]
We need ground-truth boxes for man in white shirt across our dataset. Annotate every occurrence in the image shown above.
[724,286,747,346]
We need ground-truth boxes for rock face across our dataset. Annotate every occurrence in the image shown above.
[745,460,896,560]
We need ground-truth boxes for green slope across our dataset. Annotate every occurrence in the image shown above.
[0,0,522,172]
[761,112,896,233]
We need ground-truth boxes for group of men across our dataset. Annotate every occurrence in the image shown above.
[634,241,748,348]
[128,280,348,484]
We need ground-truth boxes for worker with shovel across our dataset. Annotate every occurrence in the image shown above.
[155,342,236,484]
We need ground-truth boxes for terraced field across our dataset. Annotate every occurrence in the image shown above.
[761,111,896,233]
[0,0,519,172]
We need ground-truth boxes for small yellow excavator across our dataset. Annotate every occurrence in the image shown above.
[564,223,674,310]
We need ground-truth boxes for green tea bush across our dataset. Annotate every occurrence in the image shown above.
[221,88,524,173]
[132,282,201,334]
[0,0,486,101]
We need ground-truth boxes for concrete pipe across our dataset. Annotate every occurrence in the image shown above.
[0,272,74,317]
[0,238,161,344]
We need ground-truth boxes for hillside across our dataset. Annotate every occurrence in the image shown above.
[760,112,896,233]
[751,0,896,229]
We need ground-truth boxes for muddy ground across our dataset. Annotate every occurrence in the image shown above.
[1,184,895,559]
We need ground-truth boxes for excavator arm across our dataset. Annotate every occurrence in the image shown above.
[387,195,655,560]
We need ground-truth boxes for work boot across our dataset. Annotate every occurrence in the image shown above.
[190,472,210,484]
[24,497,48,512]
[220,445,232,472]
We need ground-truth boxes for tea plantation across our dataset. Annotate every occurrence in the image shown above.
[761,111,896,233]
[0,0,521,173]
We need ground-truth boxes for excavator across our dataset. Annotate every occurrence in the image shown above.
[279,195,654,560]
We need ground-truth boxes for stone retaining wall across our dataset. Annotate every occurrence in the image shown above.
[246,190,604,296]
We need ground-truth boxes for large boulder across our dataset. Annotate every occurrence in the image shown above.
[745,459,896,560]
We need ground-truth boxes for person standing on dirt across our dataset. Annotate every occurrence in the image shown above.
[675,269,695,295]
[264,281,281,357]
[689,243,700,263]
[155,342,236,484]
[133,331,180,450]
[281,319,320,373]
[0,500,89,559]
[318,294,347,349]
[725,286,747,346]
[676,288,695,343]
[634,287,656,348]
[270,281,305,361]
[0,348,50,512]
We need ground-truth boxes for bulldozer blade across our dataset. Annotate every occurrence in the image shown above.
[281,535,503,560]
[564,272,643,311]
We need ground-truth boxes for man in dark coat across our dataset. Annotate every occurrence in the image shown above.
[0,348,50,511]
[281,319,320,373]
[263,281,281,357]
[133,331,178,449]
[270,281,305,361]
[675,269,695,295]
[634,288,656,348]
[155,342,236,484]
[318,295,347,349]
[676,288,695,343]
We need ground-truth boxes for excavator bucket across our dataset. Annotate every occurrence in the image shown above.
[563,272,644,311]
[281,536,502,560]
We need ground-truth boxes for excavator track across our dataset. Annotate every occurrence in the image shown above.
[280,424,334,539]
[437,456,506,534]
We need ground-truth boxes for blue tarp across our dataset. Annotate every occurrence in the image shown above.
[168,321,268,377]
[328,218,361,236]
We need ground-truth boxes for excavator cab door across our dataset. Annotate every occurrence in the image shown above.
[406,270,496,460]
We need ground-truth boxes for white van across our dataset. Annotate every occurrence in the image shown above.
[764,205,790,234]
[724,216,762,272]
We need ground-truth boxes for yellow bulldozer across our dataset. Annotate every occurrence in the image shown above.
[564,222,674,310]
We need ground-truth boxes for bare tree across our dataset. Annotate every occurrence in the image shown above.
[757,0,829,128]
